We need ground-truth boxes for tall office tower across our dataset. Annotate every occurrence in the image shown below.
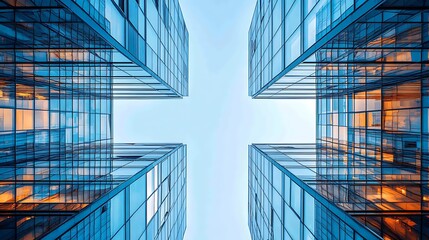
[0,0,188,239]
[248,0,429,239]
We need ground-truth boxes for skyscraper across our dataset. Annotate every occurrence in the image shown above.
[0,0,188,239]
[248,0,429,239]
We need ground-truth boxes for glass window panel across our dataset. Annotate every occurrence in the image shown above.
[147,166,158,197]
[367,111,381,129]
[105,0,125,45]
[304,0,317,15]
[147,24,158,53]
[285,0,301,39]
[130,176,146,214]
[138,9,146,37]
[304,226,315,240]
[16,109,33,131]
[284,174,290,204]
[383,81,421,110]
[112,226,125,240]
[285,205,301,240]
[354,92,366,112]
[332,0,353,23]
[367,89,381,111]
[273,214,282,239]
[304,10,317,49]
[146,190,157,224]
[304,192,315,233]
[147,0,159,29]
[285,29,301,66]
[110,191,125,236]
[273,1,282,33]
[35,87,49,110]
[273,189,282,215]
[291,181,302,216]
[35,111,49,129]
[128,0,139,28]
[0,108,13,131]
[273,166,282,193]
[16,84,33,109]
[130,202,146,240]
[0,81,15,108]
[424,108,429,133]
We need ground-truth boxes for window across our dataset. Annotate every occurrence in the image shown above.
[290,181,302,216]
[0,108,13,131]
[110,191,125,236]
[114,0,125,11]
[16,109,33,131]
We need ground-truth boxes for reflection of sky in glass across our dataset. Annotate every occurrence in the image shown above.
[114,0,315,239]
[111,144,179,181]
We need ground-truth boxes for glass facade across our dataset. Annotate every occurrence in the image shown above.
[61,0,190,97]
[0,144,186,240]
[0,0,188,239]
[44,144,187,240]
[249,0,429,239]
[248,144,381,240]
[249,0,382,98]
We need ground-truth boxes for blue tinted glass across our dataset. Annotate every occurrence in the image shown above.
[130,176,147,214]
[112,226,125,240]
[304,192,315,233]
[111,191,125,236]
[285,205,301,240]
[130,203,146,240]
[273,166,282,193]
[291,181,301,216]
[284,174,290,204]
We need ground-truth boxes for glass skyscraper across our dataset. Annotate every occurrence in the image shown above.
[249,0,429,239]
[0,0,188,239]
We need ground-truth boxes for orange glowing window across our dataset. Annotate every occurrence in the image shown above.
[0,108,13,131]
[367,111,381,129]
[383,81,421,110]
[16,186,33,202]
[0,191,14,203]
[354,112,366,128]
[385,51,412,62]
[354,92,366,112]
[367,89,381,111]
[383,152,395,163]
[16,109,34,130]
[384,110,395,131]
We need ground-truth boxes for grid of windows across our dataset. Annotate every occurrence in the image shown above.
[316,6,429,239]
[0,0,188,239]
[0,2,114,221]
[64,0,189,96]
[248,1,429,239]
[46,144,187,240]
[0,144,186,240]
[248,144,381,240]
[248,0,374,97]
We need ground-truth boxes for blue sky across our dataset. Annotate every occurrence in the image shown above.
[114,0,315,239]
